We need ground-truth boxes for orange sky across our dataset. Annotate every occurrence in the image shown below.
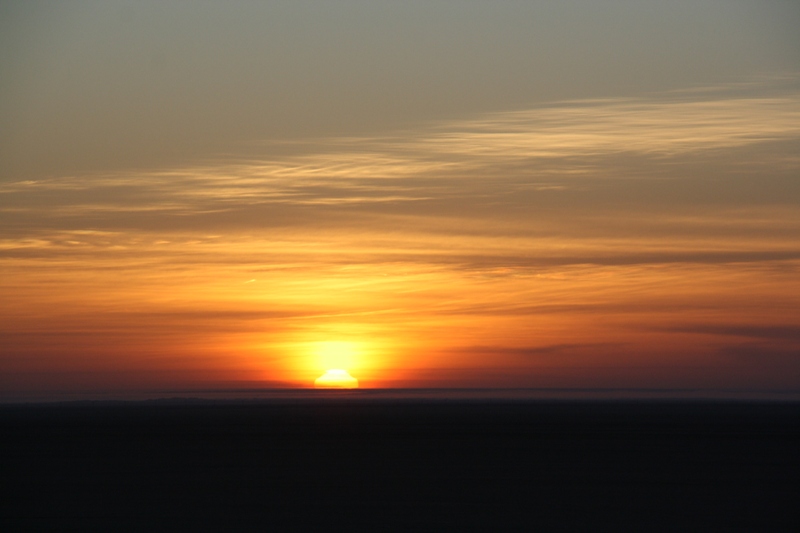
[2,3,800,399]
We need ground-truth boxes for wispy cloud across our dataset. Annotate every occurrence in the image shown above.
[3,77,799,217]
[665,324,800,342]
[420,95,800,160]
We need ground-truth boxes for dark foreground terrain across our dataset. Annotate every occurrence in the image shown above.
[1,399,798,531]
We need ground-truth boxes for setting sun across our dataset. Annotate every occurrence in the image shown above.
[314,369,359,389]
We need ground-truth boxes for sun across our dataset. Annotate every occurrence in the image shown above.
[314,369,359,389]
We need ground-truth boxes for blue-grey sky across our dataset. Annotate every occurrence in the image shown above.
[2,0,798,179]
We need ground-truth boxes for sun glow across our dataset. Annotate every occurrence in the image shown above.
[315,341,358,372]
[314,369,359,388]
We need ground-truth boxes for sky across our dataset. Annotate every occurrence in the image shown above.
[1,1,799,399]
